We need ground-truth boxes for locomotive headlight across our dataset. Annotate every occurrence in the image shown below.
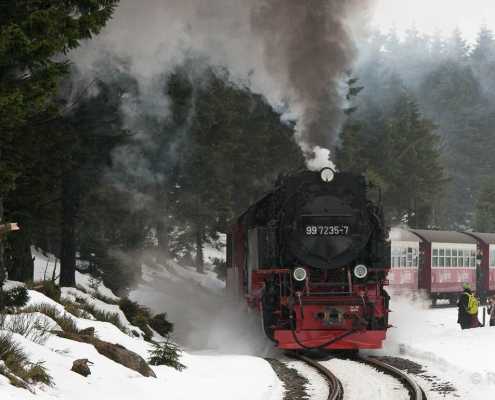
[320,167,335,183]
[293,267,307,281]
[353,264,368,279]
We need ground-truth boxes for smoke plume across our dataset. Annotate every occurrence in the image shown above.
[71,0,373,166]
[251,0,370,154]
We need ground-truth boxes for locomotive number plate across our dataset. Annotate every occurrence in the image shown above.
[304,225,350,236]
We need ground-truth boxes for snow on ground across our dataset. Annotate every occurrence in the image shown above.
[131,259,274,356]
[1,248,282,400]
[16,245,491,400]
[323,358,409,400]
[32,247,119,302]
[60,287,142,334]
[286,360,329,400]
[288,358,409,400]
[160,258,225,293]
[203,235,226,264]
[1,319,283,400]
[367,294,495,400]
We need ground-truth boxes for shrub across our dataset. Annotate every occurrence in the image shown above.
[149,313,173,337]
[133,315,153,342]
[25,362,53,386]
[0,333,52,387]
[119,298,152,321]
[0,333,29,368]
[60,299,84,318]
[4,287,30,307]
[98,253,142,296]
[78,301,129,335]
[0,312,53,344]
[148,338,186,371]
[93,292,118,305]
[212,257,227,281]
[22,304,79,334]
[119,298,152,341]
[26,281,61,302]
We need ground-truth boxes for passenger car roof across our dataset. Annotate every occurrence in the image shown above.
[389,227,421,242]
[465,232,495,245]
[410,229,477,244]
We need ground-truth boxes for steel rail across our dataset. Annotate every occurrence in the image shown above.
[289,352,344,400]
[357,355,427,400]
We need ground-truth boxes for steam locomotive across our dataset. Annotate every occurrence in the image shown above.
[226,168,390,350]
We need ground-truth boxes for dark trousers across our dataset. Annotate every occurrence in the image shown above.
[459,314,480,329]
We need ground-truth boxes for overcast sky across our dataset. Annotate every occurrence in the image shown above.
[371,0,495,42]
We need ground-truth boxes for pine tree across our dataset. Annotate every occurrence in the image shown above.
[471,26,495,97]
[169,67,304,270]
[337,78,445,227]
[445,28,470,62]
[475,177,495,232]
[148,338,186,371]
[57,77,129,287]
[471,26,495,65]
[0,0,119,288]
[430,31,446,59]
[381,92,445,227]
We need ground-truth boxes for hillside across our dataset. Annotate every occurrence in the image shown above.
[0,251,282,400]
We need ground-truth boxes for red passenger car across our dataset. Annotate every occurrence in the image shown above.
[387,228,420,294]
[388,229,480,304]
[412,230,477,304]
[464,232,495,300]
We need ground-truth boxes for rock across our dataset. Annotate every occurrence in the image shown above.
[92,341,156,378]
[53,330,91,343]
[55,331,156,378]
[71,359,92,377]
[79,327,96,337]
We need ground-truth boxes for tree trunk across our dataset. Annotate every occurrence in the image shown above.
[195,226,204,274]
[59,173,79,287]
[7,227,34,282]
[0,196,5,310]
[156,218,170,264]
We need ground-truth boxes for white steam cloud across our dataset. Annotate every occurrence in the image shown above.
[71,0,374,168]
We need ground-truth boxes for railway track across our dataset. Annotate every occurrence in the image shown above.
[290,352,344,400]
[288,352,427,400]
[356,355,428,400]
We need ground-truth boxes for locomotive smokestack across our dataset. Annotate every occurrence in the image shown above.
[251,0,371,166]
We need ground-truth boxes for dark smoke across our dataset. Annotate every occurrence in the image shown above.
[71,0,373,166]
[251,0,367,152]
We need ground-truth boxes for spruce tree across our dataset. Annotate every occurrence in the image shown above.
[475,177,495,232]
[0,0,119,287]
[337,78,445,227]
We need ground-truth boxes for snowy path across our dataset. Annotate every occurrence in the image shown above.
[289,358,410,400]
[326,358,410,400]
[367,295,495,400]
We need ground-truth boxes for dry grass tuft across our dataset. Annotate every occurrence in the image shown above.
[21,304,79,334]
[77,301,129,335]
[0,333,53,387]
[0,312,53,344]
